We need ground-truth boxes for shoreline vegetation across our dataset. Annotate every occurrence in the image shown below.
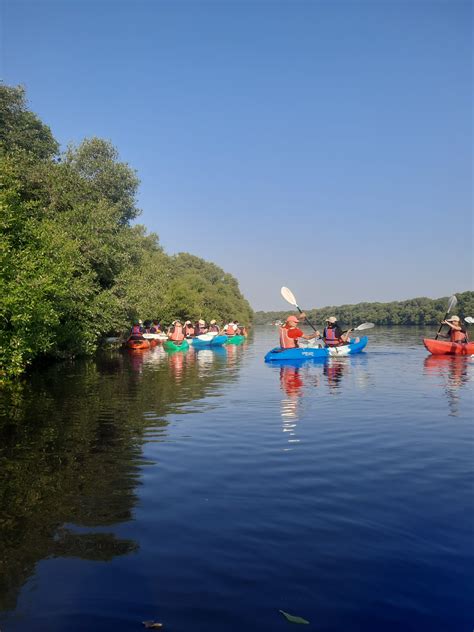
[0,84,252,381]
[254,291,474,327]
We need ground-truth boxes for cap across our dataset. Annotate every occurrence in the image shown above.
[286,315,299,323]
[326,316,337,323]
[185,320,191,325]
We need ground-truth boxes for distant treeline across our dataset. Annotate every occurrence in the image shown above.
[254,292,474,326]
[0,85,253,380]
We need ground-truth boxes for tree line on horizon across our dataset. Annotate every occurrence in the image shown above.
[254,291,474,326]
[0,84,253,381]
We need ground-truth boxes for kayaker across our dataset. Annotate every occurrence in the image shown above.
[209,319,220,333]
[130,321,143,336]
[184,320,195,338]
[318,317,357,347]
[168,320,185,342]
[150,320,161,333]
[224,321,238,336]
[280,314,320,349]
[439,316,469,343]
[195,319,209,335]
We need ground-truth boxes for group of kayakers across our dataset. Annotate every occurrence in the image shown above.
[279,313,359,349]
[129,318,248,343]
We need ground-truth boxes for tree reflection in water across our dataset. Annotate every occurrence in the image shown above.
[0,344,241,612]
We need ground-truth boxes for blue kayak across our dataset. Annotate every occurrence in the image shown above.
[191,335,228,349]
[264,337,368,362]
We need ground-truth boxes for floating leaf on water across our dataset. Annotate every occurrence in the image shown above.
[279,609,310,624]
[142,621,163,629]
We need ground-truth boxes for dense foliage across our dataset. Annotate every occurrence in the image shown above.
[0,85,253,380]
[254,291,474,326]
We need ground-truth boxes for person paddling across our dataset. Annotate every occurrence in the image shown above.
[439,315,469,343]
[317,316,358,347]
[184,320,195,338]
[168,319,185,342]
[209,319,220,333]
[279,314,319,349]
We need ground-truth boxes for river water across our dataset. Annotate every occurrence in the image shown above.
[0,327,472,631]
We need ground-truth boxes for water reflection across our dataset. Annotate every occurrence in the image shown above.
[423,355,473,416]
[0,343,243,612]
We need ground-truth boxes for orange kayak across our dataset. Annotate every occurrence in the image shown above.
[126,337,151,350]
[423,338,474,355]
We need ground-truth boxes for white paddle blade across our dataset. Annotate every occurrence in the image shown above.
[447,295,457,312]
[197,333,217,341]
[354,322,375,331]
[281,286,298,307]
[464,316,474,324]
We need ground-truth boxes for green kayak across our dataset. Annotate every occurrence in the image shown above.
[225,335,245,345]
[163,339,189,352]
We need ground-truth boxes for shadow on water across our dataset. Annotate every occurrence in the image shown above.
[0,344,242,612]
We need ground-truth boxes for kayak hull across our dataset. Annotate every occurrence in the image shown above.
[264,337,368,362]
[192,335,228,349]
[126,338,151,350]
[163,339,190,352]
[225,335,245,345]
[423,338,474,356]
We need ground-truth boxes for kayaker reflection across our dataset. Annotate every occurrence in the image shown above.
[324,358,347,393]
[438,315,469,344]
[279,314,320,348]
[315,316,359,347]
[424,355,470,417]
[280,365,303,423]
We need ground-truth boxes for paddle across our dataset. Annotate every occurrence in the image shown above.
[304,322,375,348]
[280,286,319,333]
[435,295,457,340]
[465,317,474,324]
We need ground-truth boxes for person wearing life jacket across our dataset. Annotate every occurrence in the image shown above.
[195,319,208,335]
[184,320,195,338]
[320,316,357,347]
[209,319,220,333]
[440,315,468,343]
[130,321,143,336]
[224,321,238,336]
[150,319,161,333]
[168,319,185,342]
[279,314,319,349]
[143,320,152,334]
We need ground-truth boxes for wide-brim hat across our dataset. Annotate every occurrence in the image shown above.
[326,316,337,323]
[447,315,460,322]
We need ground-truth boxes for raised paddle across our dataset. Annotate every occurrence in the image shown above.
[280,286,319,333]
[435,295,457,340]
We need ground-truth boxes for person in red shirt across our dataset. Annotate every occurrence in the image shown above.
[279,314,320,349]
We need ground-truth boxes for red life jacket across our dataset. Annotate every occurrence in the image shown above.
[225,324,236,336]
[131,325,141,335]
[279,326,298,349]
[450,328,468,343]
[170,324,184,341]
[184,325,195,337]
[324,327,343,347]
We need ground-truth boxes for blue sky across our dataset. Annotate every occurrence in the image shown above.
[2,0,472,310]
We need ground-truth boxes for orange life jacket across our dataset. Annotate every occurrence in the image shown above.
[324,327,343,347]
[450,328,468,343]
[279,326,298,349]
[225,325,236,336]
[170,324,184,342]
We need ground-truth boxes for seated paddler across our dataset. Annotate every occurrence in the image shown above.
[279,314,320,349]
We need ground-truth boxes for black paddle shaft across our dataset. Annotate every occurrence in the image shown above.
[435,312,450,340]
[295,306,318,333]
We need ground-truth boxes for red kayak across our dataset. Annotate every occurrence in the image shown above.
[126,337,151,350]
[423,338,474,356]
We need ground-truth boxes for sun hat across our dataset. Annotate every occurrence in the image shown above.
[210,319,216,324]
[326,316,337,323]
[198,319,205,325]
[447,315,460,322]
[185,320,192,325]
[286,315,299,323]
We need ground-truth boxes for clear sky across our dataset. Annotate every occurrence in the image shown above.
[2,0,472,310]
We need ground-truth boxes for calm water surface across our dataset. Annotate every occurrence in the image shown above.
[0,327,472,631]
